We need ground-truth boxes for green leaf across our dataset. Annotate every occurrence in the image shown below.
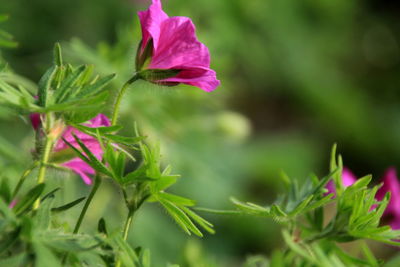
[41,187,60,202]
[103,134,145,145]
[123,166,155,185]
[54,65,86,103]
[158,192,196,207]
[114,236,139,267]
[288,194,313,216]
[159,199,203,237]
[14,183,45,215]
[0,178,11,203]
[180,206,215,234]
[42,231,102,252]
[35,194,54,230]
[75,73,115,98]
[72,124,122,135]
[34,242,62,267]
[53,43,63,66]
[282,230,315,263]
[37,65,57,107]
[51,197,85,213]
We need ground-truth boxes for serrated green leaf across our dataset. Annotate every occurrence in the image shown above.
[180,206,215,234]
[158,192,196,207]
[54,65,86,103]
[159,199,203,237]
[103,134,145,145]
[76,73,115,98]
[53,43,63,66]
[14,183,45,215]
[35,194,54,230]
[37,65,57,107]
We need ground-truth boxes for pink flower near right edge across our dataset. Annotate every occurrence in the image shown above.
[375,167,400,229]
[326,166,400,230]
[137,0,220,92]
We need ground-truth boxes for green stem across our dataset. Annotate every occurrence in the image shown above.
[62,175,102,264]
[111,74,140,126]
[115,207,136,267]
[73,174,102,234]
[122,208,135,241]
[33,136,53,209]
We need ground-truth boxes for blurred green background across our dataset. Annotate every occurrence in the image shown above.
[1,0,400,265]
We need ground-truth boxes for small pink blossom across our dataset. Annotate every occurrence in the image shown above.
[55,114,110,185]
[137,0,220,92]
[376,167,400,229]
[325,167,357,197]
[30,113,41,130]
[30,114,110,185]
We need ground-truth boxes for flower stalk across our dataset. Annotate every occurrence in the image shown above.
[111,74,140,126]
[33,134,54,210]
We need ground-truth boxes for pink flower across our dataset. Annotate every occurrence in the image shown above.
[325,167,357,197]
[137,0,220,92]
[376,167,400,229]
[54,114,110,185]
[30,114,110,185]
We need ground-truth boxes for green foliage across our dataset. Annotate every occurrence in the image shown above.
[0,43,115,123]
[220,146,400,265]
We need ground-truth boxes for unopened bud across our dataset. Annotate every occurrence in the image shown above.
[48,120,65,141]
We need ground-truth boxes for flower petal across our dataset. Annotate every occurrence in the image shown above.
[376,167,400,218]
[150,17,210,69]
[160,67,220,92]
[62,158,95,185]
[137,0,168,51]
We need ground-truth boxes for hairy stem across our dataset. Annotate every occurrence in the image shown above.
[111,74,140,126]
[122,208,136,241]
[33,136,53,209]
[73,174,102,234]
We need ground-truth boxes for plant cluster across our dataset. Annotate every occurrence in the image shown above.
[0,1,400,267]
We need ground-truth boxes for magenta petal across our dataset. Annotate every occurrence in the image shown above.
[54,114,110,154]
[62,159,95,185]
[30,113,41,130]
[389,216,400,230]
[342,167,357,187]
[137,0,168,51]
[325,167,357,197]
[150,17,210,69]
[88,113,111,128]
[160,68,220,92]
[325,180,335,196]
[376,167,400,218]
